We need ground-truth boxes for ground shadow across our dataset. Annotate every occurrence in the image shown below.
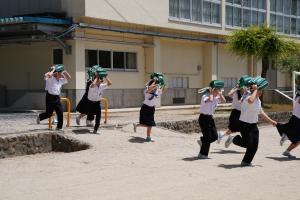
[218,164,243,169]
[128,136,146,143]
[72,129,91,135]
[182,156,199,161]
[265,156,300,162]
[218,164,262,169]
[211,149,244,154]
[182,156,211,161]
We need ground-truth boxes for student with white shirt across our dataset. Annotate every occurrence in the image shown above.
[133,76,166,142]
[276,85,300,159]
[197,80,226,159]
[36,65,71,130]
[232,78,277,166]
[87,71,112,134]
[76,66,99,127]
[218,75,251,147]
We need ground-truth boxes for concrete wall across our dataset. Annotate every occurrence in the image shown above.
[84,0,226,35]
[160,39,203,88]
[217,44,248,81]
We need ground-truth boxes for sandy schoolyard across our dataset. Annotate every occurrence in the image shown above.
[0,125,299,200]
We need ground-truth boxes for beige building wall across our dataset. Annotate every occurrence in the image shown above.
[217,45,248,81]
[76,38,146,89]
[160,38,203,88]
[84,0,226,35]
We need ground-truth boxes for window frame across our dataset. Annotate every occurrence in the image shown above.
[85,49,138,72]
[169,0,222,27]
[225,0,266,28]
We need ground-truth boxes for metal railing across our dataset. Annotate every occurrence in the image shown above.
[48,97,71,129]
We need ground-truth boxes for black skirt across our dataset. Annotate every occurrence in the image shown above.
[139,104,156,126]
[76,81,92,114]
[228,109,241,132]
[276,115,300,144]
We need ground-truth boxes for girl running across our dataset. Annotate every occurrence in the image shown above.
[232,77,277,166]
[197,80,226,159]
[133,73,166,142]
[276,85,300,159]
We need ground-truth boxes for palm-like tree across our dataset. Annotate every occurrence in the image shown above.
[227,25,298,80]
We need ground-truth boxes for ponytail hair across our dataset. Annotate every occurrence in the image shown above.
[237,89,242,100]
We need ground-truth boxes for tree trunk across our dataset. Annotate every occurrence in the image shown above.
[260,57,270,107]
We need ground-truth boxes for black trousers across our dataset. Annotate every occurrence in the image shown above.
[39,92,63,129]
[199,114,218,156]
[88,100,101,131]
[233,121,259,164]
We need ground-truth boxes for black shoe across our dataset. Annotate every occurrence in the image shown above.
[241,161,253,167]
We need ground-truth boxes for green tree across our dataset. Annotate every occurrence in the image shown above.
[227,25,298,79]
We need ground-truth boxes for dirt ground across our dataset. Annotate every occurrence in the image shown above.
[0,125,299,200]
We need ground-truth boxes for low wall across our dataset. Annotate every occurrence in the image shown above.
[158,112,292,134]
[0,132,90,159]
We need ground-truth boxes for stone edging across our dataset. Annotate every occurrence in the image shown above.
[157,112,292,134]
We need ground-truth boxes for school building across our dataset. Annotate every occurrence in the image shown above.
[0,0,296,110]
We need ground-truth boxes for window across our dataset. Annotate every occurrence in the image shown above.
[168,77,189,88]
[85,50,137,71]
[99,50,111,69]
[53,49,63,64]
[226,0,266,28]
[270,0,300,35]
[85,50,97,68]
[169,0,221,25]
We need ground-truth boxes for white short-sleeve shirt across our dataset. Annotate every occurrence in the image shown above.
[239,95,262,124]
[143,88,162,107]
[45,76,68,95]
[199,94,221,115]
[231,91,242,111]
[88,83,108,102]
[293,96,300,119]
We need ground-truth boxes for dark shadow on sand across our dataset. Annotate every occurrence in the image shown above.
[72,129,91,134]
[182,156,211,161]
[182,156,199,161]
[128,136,146,143]
[211,149,244,154]
[218,164,243,169]
[265,156,300,161]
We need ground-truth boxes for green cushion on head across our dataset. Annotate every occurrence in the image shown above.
[238,75,250,87]
[150,72,164,79]
[251,76,268,90]
[209,80,224,89]
[96,67,107,79]
[54,64,64,72]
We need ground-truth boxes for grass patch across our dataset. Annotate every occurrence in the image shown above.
[263,104,292,112]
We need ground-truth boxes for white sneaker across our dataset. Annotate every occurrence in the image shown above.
[225,135,233,148]
[283,151,296,159]
[36,114,40,124]
[217,132,225,144]
[93,129,100,134]
[76,116,81,125]
[197,139,202,148]
[86,120,94,127]
[145,137,155,142]
[133,123,137,133]
[280,134,288,146]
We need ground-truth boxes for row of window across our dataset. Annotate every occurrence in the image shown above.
[169,0,221,25]
[85,50,137,70]
[170,0,300,36]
